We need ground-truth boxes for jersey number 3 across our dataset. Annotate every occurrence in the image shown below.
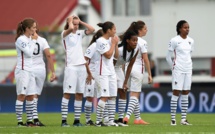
[33,43,40,55]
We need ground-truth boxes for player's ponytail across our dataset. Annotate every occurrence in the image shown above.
[88,29,103,46]
[125,21,145,35]
[97,21,114,33]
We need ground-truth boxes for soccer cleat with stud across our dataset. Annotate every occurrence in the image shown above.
[26,121,37,127]
[108,121,119,127]
[123,117,129,125]
[34,121,45,126]
[181,119,192,125]
[95,122,107,127]
[61,122,70,127]
[118,122,128,127]
[134,119,150,125]
[73,122,84,127]
[17,122,26,127]
[86,120,95,126]
[116,118,128,126]
[171,120,176,126]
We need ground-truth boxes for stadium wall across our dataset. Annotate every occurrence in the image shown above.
[0,84,214,113]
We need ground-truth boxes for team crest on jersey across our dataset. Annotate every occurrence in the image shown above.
[69,85,72,89]
[103,89,106,92]
[86,49,91,54]
[100,43,106,50]
[88,89,91,92]
[188,41,191,45]
[169,42,171,47]
[77,33,80,35]
[175,81,177,85]
[23,87,26,90]
[21,42,27,48]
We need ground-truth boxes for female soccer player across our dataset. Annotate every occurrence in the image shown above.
[60,15,95,127]
[123,21,152,125]
[166,20,194,126]
[31,27,56,126]
[83,29,103,126]
[113,30,139,126]
[15,18,37,127]
[94,21,119,127]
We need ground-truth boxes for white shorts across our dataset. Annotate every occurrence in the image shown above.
[32,68,46,95]
[172,71,192,90]
[63,65,87,94]
[95,74,117,98]
[115,67,125,89]
[15,69,36,95]
[84,79,97,97]
[128,70,144,92]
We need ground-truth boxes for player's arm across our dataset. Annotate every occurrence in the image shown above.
[166,50,173,69]
[103,36,118,59]
[142,52,153,84]
[84,56,93,84]
[77,16,95,35]
[123,50,139,91]
[166,40,175,70]
[113,36,119,60]
[16,39,34,57]
[44,48,56,82]
[63,16,74,38]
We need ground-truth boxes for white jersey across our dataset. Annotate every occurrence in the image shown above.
[61,30,86,66]
[115,46,138,67]
[32,36,50,69]
[84,42,99,73]
[95,37,115,75]
[168,35,194,73]
[132,37,148,73]
[15,35,35,71]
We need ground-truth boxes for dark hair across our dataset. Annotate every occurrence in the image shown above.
[15,18,35,41]
[118,30,137,62]
[176,20,187,35]
[64,16,78,30]
[97,21,114,33]
[119,21,145,40]
[88,29,103,46]
[127,21,145,35]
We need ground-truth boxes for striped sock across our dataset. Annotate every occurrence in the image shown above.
[61,97,69,121]
[125,97,138,119]
[118,99,126,119]
[181,94,188,120]
[96,100,106,123]
[108,99,116,122]
[32,98,38,120]
[171,95,179,121]
[103,102,109,123]
[134,100,141,120]
[26,100,34,122]
[84,100,92,122]
[74,100,82,121]
[15,100,23,122]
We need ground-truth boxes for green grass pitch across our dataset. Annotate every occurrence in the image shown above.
[0,113,214,134]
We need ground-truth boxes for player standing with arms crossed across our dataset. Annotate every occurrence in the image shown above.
[61,15,95,127]
[166,20,194,126]
[15,18,37,127]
